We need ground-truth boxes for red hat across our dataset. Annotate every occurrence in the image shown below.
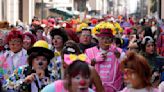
[62,22,72,28]
[124,27,132,35]
[41,19,48,25]
[91,18,98,25]
[48,18,55,24]
[96,29,114,37]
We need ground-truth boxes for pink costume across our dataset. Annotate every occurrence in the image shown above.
[54,80,93,92]
[85,46,123,92]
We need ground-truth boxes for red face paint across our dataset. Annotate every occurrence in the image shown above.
[79,80,86,86]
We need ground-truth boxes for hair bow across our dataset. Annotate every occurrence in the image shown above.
[64,54,90,65]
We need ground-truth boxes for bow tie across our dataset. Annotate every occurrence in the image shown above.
[54,51,60,57]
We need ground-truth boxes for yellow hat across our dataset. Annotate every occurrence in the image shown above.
[33,40,49,49]
[27,40,54,59]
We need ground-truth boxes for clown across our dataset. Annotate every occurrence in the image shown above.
[0,29,27,84]
[49,28,68,79]
[3,40,54,92]
[85,28,123,92]
[42,58,94,92]
[61,40,105,92]
[120,51,158,92]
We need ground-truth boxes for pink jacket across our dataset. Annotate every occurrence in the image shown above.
[85,46,123,92]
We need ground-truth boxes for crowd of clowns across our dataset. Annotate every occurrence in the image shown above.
[0,15,164,92]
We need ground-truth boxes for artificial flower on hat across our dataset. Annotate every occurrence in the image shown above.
[91,18,98,25]
[62,22,72,28]
[113,22,123,34]
[76,23,88,33]
[93,21,115,35]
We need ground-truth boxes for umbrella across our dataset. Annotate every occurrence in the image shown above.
[49,8,73,19]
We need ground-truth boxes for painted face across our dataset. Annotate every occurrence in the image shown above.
[123,68,142,89]
[9,38,23,53]
[145,42,154,54]
[79,31,92,45]
[32,56,48,71]
[52,35,63,49]
[23,35,32,50]
[98,36,112,50]
[71,73,90,92]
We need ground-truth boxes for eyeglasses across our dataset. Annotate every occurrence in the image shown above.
[37,30,43,33]
[81,34,91,37]
[9,40,22,45]
[99,37,113,42]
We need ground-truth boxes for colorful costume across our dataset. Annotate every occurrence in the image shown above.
[3,65,54,92]
[0,49,27,84]
[85,46,122,92]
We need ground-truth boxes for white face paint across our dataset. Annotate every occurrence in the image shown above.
[71,74,90,92]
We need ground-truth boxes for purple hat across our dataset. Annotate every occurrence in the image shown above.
[96,29,114,37]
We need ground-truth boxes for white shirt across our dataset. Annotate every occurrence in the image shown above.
[9,49,27,69]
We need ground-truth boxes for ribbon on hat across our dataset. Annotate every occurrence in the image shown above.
[141,36,154,45]
[64,54,90,65]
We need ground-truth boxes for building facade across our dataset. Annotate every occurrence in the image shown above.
[161,0,164,19]
[0,0,35,25]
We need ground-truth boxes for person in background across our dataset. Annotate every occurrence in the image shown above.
[3,40,54,92]
[31,25,47,41]
[65,30,79,43]
[157,31,164,57]
[49,28,68,79]
[23,32,36,50]
[0,29,27,84]
[79,28,97,52]
[140,36,164,87]
[0,31,6,55]
[120,51,158,92]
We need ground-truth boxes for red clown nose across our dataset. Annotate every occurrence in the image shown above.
[79,80,86,86]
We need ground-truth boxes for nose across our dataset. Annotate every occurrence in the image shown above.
[79,80,86,86]
[38,62,43,66]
